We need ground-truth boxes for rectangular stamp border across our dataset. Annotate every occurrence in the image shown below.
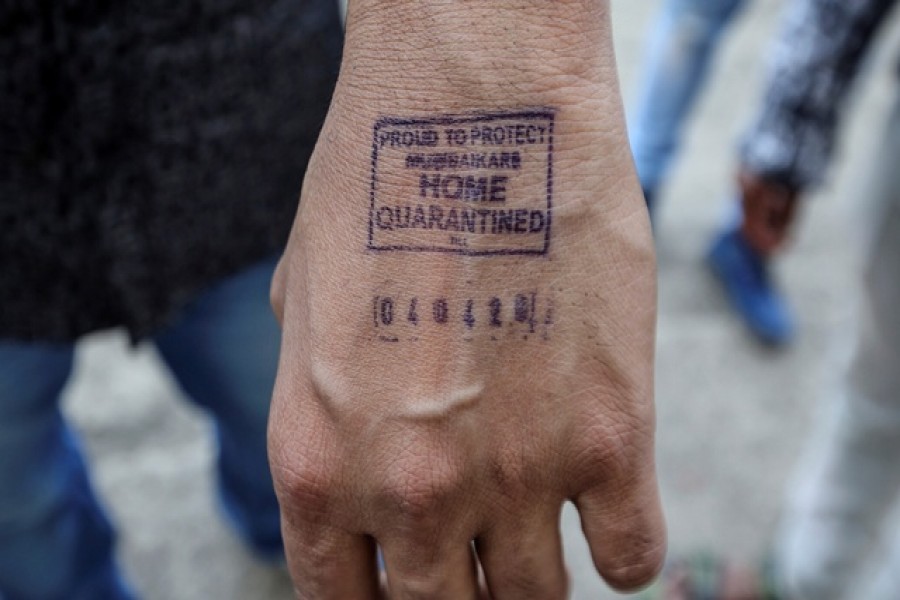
[367,109,555,257]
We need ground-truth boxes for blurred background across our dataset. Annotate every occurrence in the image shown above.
[54,0,900,598]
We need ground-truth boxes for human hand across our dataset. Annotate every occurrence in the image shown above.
[738,170,801,256]
[268,1,666,598]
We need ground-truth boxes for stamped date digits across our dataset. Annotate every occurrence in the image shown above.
[372,293,553,342]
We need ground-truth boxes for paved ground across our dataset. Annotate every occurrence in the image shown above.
[63,1,900,598]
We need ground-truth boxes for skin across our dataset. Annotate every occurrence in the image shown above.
[268,1,666,597]
[738,170,801,256]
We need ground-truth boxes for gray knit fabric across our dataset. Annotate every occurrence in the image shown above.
[0,0,342,341]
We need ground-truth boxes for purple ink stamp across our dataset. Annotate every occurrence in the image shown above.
[368,110,554,256]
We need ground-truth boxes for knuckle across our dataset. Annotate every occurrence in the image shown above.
[571,416,650,486]
[276,462,332,519]
[379,452,465,524]
[269,443,334,520]
[572,431,627,479]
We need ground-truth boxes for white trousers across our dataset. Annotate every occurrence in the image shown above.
[778,93,900,600]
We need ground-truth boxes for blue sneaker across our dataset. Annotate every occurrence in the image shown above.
[706,228,795,346]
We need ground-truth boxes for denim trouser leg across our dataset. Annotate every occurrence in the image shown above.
[629,0,747,194]
[0,256,283,598]
[153,256,283,559]
[0,344,134,600]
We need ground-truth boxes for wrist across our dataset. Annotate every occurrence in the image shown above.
[339,0,616,112]
[301,0,645,253]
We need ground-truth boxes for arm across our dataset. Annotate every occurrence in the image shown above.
[737,0,896,253]
[268,1,665,598]
[741,0,896,189]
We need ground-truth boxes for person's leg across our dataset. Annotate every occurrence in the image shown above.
[0,342,134,600]
[863,521,900,600]
[775,94,900,600]
[629,0,748,208]
[629,0,793,344]
[153,256,283,559]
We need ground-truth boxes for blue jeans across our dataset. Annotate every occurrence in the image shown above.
[0,257,283,600]
[629,0,748,194]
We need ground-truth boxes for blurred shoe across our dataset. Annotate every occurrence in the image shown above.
[706,227,795,346]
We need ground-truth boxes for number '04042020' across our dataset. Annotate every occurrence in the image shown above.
[371,293,553,341]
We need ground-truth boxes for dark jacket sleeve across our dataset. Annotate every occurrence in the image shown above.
[739,0,897,191]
